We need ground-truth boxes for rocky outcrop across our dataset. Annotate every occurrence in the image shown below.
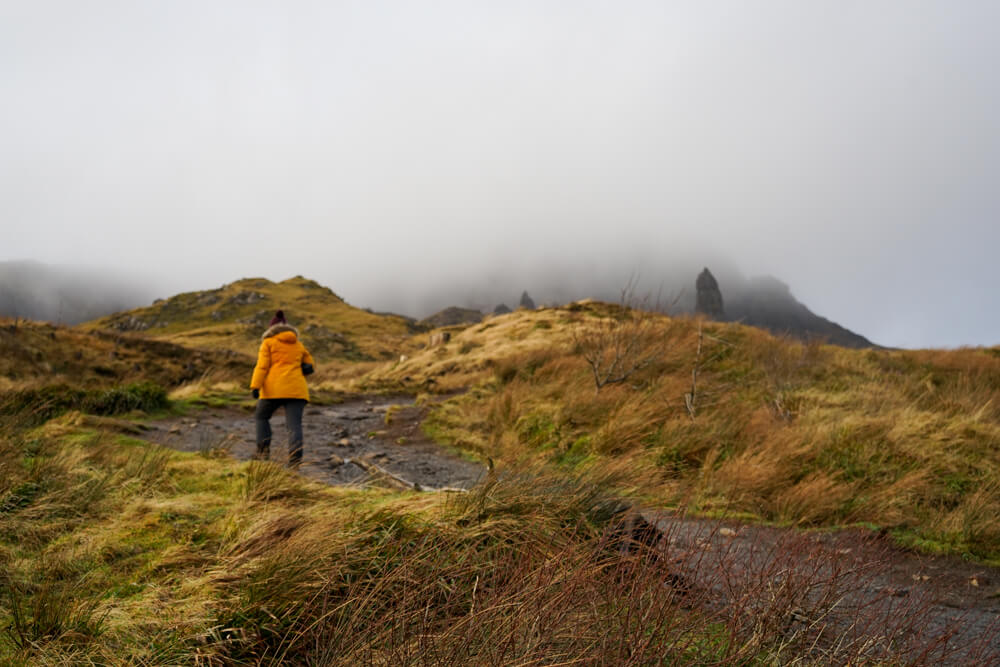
[493,304,512,315]
[519,291,536,310]
[227,291,266,306]
[428,332,451,347]
[695,268,725,318]
[724,276,875,349]
[418,307,483,329]
[691,268,874,347]
[111,315,152,332]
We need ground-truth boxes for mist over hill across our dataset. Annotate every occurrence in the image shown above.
[0,260,157,324]
[374,259,876,348]
[2,258,874,348]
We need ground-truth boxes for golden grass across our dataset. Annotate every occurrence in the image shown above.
[390,302,1000,561]
[0,316,250,391]
[362,308,579,393]
[1,400,997,663]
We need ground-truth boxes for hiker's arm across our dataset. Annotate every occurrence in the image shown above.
[250,341,271,390]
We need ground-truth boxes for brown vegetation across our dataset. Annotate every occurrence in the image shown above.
[0,317,249,392]
[379,302,1000,562]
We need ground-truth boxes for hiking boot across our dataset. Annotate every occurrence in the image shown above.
[253,444,270,461]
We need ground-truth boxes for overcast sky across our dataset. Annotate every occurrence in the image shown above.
[2,1,998,348]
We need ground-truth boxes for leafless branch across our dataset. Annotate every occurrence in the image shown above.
[574,277,667,393]
[685,321,704,419]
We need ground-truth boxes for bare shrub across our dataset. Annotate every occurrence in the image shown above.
[573,279,668,393]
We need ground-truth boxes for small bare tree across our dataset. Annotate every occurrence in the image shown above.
[680,322,736,420]
[684,321,704,419]
[573,278,667,393]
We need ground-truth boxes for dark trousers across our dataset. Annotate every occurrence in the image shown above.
[255,398,307,463]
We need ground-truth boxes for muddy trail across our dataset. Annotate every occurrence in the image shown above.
[639,512,1000,664]
[142,395,1000,663]
[143,395,484,491]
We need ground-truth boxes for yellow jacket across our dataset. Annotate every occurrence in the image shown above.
[250,325,315,400]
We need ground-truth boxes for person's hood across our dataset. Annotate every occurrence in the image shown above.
[262,324,299,341]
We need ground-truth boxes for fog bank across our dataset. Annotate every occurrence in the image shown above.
[2,2,998,347]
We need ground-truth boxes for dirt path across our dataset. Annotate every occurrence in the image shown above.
[142,396,999,663]
[143,395,484,490]
[640,512,1000,664]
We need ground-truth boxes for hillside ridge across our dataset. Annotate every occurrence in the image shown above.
[85,275,418,361]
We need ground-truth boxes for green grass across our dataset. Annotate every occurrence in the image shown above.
[0,382,169,427]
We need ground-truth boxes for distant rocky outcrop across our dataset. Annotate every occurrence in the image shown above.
[693,268,875,349]
[418,307,484,329]
[724,276,874,349]
[695,268,725,318]
[519,291,536,310]
[493,304,512,315]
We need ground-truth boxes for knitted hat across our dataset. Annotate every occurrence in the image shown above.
[269,310,287,326]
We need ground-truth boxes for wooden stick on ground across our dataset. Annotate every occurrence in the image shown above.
[349,455,468,493]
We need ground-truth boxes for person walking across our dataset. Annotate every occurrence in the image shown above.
[250,310,315,466]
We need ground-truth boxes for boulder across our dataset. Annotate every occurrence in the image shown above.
[429,331,451,347]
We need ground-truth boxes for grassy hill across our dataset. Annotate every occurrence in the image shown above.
[363,301,1000,562]
[2,287,1000,663]
[0,317,249,393]
[85,276,421,361]
[15,281,1000,561]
